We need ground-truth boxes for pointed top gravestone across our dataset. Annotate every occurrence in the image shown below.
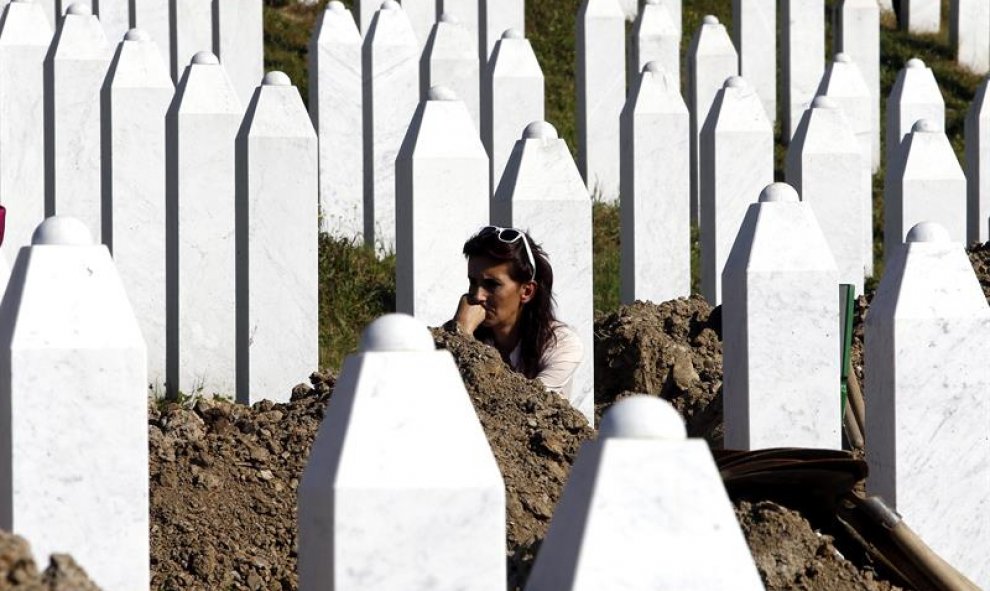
[171,0,213,81]
[482,0,524,60]
[632,0,679,91]
[838,0,881,171]
[781,0,824,141]
[215,0,264,106]
[423,13,480,129]
[886,57,945,168]
[733,0,776,121]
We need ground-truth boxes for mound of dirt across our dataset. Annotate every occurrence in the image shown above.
[737,501,902,591]
[594,295,724,445]
[968,243,990,299]
[150,330,593,591]
[0,530,101,590]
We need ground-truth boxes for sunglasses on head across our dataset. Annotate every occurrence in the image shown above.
[480,225,536,282]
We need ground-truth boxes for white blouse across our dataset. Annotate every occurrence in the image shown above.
[506,323,583,399]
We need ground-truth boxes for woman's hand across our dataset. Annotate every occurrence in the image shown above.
[454,293,486,334]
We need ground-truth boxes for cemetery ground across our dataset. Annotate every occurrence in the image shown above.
[4,1,985,590]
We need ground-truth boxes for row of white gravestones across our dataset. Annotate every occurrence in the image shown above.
[950,0,990,74]
[298,314,762,589]
[733,0,775,122]
[576,0,625,201]
[312,1,545,246]
[722,183,841,451]
[866,221,990,588]
[166,52,318,402]
[836,0,881,172]
[631,0,679,103]
[620,62,690,305]
[883,119,967,262]
[0,216,149,591]
[700,76,773,306]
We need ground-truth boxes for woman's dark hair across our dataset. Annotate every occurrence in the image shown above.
[463,227,557,379]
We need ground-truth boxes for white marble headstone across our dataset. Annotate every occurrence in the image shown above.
[699,76,773,306]
[950,0,990,74]
[165,52,242,399]
[481,0,524,60]
[883,119,966,264]
[94,0,128,44]
[902,0,939,34]
[885,58,945,170]
[103,28,173,390]
[838,0,881,171]
[170,0,212,81]
[441,0,480,59]
[786,96,868,292]
[965,76,990,243]
[401,0,436,49]
[687,15,737,224]
[866,222,990,588]
[525,396,765,590]
[732,0,775,121]
[482,29,544,198]
[0,0,51,253]
[0,216,149,591]
[235,72,318,405]
[395,86,489,328]
[423,14,480,128]
[493,122,594,425]
[723,183,841,451]
[363,0,419,253]
[215,0,264,106]
[781,0,824,141]
[309,1,363,239]
[576,0,625,202]
[44,2,112,240]
[358,0,386,33]
[132,0,170,73]
[620,62,690,304]
[298,313,506,590]
[632,0,679,92]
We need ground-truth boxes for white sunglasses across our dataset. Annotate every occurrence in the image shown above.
[481,225,536,282]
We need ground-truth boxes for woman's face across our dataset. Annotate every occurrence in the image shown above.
[467,255,535,331]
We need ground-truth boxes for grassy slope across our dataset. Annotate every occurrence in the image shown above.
[264,1,984,370]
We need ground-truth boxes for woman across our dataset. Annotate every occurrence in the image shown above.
[448,226,582,398]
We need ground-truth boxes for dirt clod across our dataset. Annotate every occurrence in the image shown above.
[0,530,101,590]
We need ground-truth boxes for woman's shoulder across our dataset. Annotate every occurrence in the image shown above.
[547,322,583,361]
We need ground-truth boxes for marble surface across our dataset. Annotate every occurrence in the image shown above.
[818,56,874,276]
[395,90,488,328]
[166,56,243,399]
[215,0,264,107]
[722,185,841,451]
[482,31,544,198]
[732,0,775,122]
[632,1,679,92]
[423,16,480,129]
[400,0,435,49]
[309,2,363,240]
[44,7,112,241]
[441,0,480,59]
[883,123,966,264]
[235,75,318,405]
[482,0,524,60]
[171,0,212,81]
[0,217,149,591]
[297,316,505,590]
[699,77,773,306]
[358,0,386,34]
[620,64,690,304]
[687,16,737,224]
[0,1,51,254]
[885,59,944,173]
[493,122,595,425]
[132,0,171,75]
[786,98,868,292]
[951,0,989,74]
[838,0,881,171]
[103,30,173,391]
[865,227,990,587]
[576,0,625,202]
[94,0,128,44]
[525,436,763,589]
[903,0,939,34]
[965,77,990,242]
[780,0,824,141]
[363,2,419,253]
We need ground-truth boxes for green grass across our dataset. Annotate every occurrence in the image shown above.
[265,0,986,370]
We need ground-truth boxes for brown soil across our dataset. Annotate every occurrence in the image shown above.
[0,530,101,590]
[594,295,724,446]
[737,501,902,591]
